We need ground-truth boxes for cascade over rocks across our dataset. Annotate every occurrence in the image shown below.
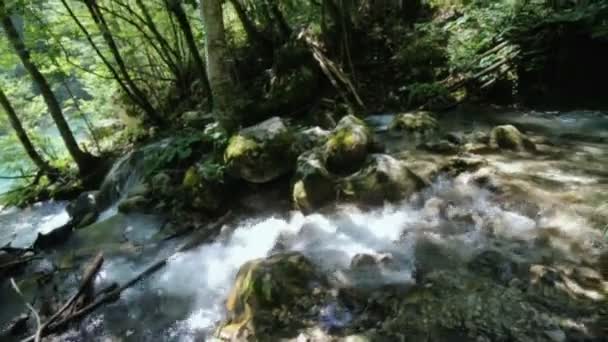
[224,117,295,183]
[217,252,326,340]
[490,125,536,152]
[389,111,438,133]
[66,191,99,228]
[324,115,374,175]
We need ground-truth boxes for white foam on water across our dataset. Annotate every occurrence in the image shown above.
[0,201,69,248]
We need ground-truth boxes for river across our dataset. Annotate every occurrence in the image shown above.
[1,108,607,341]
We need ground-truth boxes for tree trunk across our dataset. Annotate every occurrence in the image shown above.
[0,10,97,176]
[227,0,272,50]
[267,0,291,40]
[200,0,238,131]
[167,0,212,107]
[0,86,56,176]
[83,0,164,125]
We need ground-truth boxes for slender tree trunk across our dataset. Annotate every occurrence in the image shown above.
[0,86,56,176]
[227,0,272,50]
[133,0,181,68]
[200,0,238,131]
[83,0,164,125]
[0,10,97,176]
[166,0,212,107]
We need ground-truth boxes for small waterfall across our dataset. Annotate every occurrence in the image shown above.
[96,138,173,217]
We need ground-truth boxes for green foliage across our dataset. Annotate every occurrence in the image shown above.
[142,126,229,179]
[197,158,226,184]
[395,22,448,81]
[406,82,452,108]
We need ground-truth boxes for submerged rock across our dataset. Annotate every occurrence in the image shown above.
[339,154,426,205]
[600,251,608,279]
[420,140,460,154]
[224,117,295,183]
[389,111,438,133]
[218,252,325,340]
[382,269,563,341]
[324,115,374,175]
[490,125,536,152]
[117,195,149,214]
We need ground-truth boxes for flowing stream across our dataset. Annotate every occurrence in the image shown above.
[1,108,607,341]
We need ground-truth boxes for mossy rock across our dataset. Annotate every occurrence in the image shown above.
[489,125,536,152]
[224,117,295,183]
[218,252,324,340]
[292,150,337,212]
[324,115,373,175]
[339,154,426,205]
[389,111,438,133]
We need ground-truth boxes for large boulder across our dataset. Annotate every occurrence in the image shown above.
[292,150,337,212]
[224,117,295,183]
[389,111,438,134]
[339,154,426,205]
[324,115,374,174]
[489,125,536,152]
[217,252,325,340]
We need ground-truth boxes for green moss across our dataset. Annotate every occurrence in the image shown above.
[182,166,200,188]
[224,135,260,161]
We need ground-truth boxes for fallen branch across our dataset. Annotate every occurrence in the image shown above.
[41,258,167,336]
[0,256,39,272]
[10,278,41,342]
[298,30,365,110]
[35,253,104,342]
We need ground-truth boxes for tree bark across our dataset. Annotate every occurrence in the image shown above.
[0,9,96,176]
[0,86,56,176]
[83,0,164,125]
[267,0,291,40]
[200,0,238,131]
[227,0,272,50]
[166,0,212,106]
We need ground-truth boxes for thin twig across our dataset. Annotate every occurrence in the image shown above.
[36,253,104,342]
[10,278,42,342]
